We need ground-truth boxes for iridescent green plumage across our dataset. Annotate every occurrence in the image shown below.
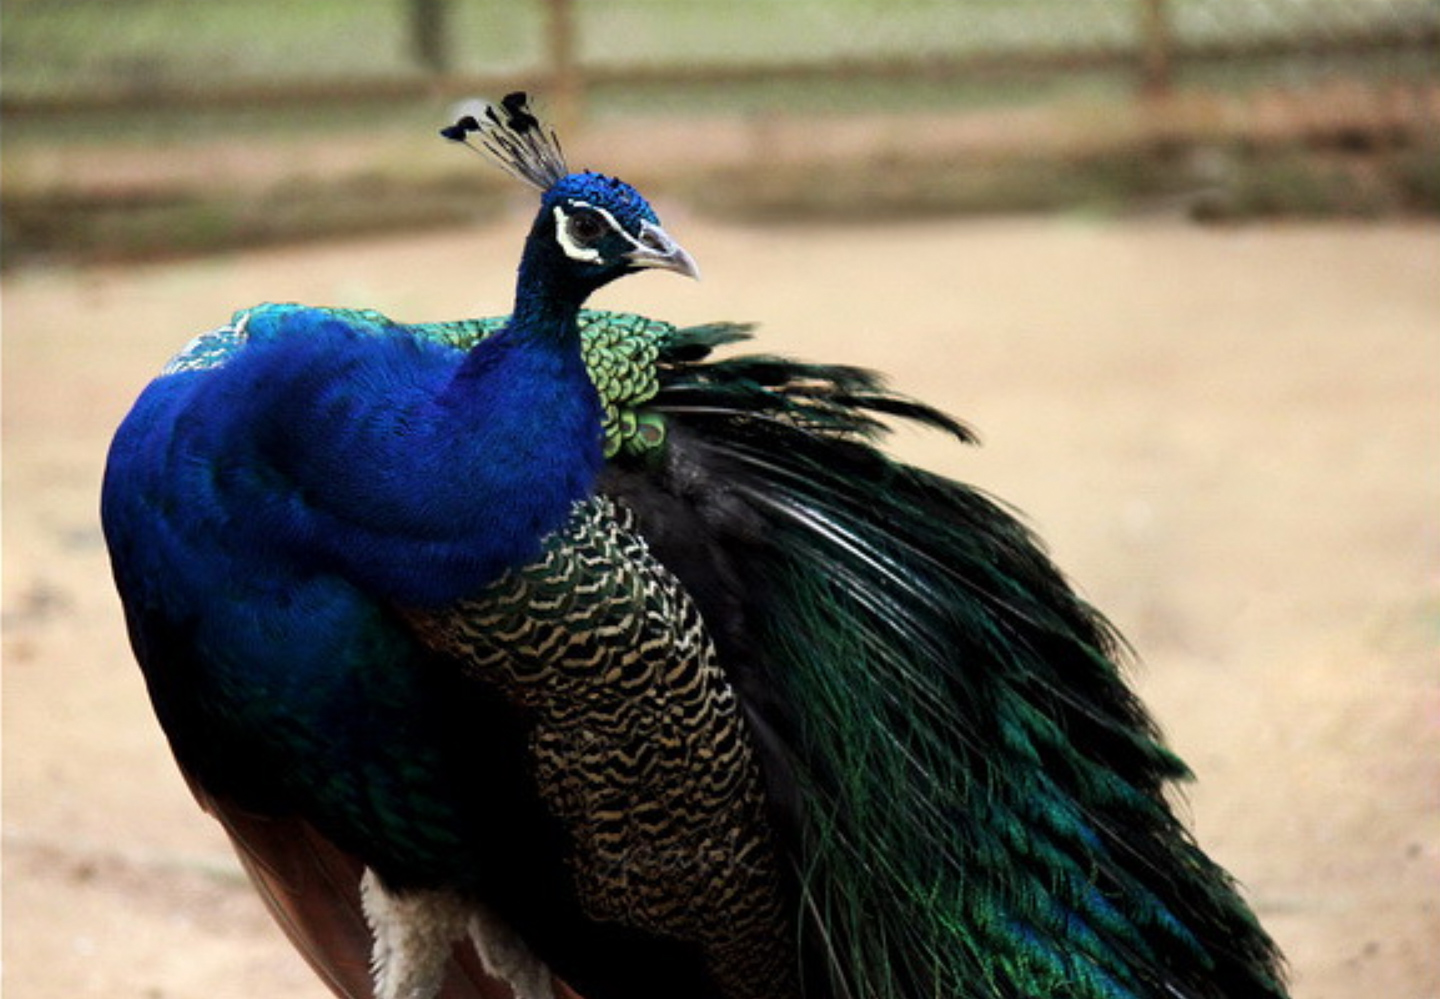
[634,322,1288,999]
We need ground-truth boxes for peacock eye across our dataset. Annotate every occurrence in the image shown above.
[566,209,608,247]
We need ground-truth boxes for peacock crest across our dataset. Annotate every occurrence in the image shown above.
[441,91,568,192]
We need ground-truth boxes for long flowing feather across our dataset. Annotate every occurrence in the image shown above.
[625,324,1289,999]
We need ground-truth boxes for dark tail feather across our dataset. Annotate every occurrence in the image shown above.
[639,330,1288,999]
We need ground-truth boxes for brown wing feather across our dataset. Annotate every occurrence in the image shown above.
[200,790,523,999]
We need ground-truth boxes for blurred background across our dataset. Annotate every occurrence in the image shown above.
[3,0,1439,260]
[3,3,1439,999]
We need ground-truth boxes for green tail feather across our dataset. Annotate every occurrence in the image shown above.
[646,325,1288,999]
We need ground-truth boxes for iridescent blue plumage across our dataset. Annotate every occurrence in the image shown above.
[114,305,602,607]
[545,172,660,231]
[103,93,1289,999]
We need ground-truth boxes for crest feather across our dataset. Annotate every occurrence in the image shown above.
[440,92,568,192]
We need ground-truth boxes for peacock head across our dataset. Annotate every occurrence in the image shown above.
[443,93,697,301]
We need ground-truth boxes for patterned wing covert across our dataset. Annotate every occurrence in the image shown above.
[403,496,797,999]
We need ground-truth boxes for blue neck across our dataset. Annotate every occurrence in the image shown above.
[509,245,589,344]
[388,238,605,602]
[226,238,607,606]
[504,204,616,341]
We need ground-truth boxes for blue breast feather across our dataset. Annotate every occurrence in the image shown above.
[110,303,603,610]
[101,303,601,879]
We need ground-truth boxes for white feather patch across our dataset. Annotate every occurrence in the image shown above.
[360,868,555,999]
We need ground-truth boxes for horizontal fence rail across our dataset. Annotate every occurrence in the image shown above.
[4,0,1438,120]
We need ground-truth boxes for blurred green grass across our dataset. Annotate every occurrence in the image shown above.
[6,0,1435,103]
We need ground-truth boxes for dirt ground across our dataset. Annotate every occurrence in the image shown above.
[4,214,1438,998]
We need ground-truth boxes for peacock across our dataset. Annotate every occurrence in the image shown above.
[102,93,1289,999]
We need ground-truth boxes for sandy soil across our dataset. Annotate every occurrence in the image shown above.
[4,214,1438,998]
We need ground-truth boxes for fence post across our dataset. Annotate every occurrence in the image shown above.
[1139,0,1173,98]
[411,0,451,74]
[544,0,583,131]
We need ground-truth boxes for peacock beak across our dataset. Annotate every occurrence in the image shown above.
[626,221,700,280]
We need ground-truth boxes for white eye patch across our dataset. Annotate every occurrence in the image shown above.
[551,202,643,264]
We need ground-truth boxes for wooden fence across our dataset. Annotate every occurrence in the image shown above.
[4,0,1437,124]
